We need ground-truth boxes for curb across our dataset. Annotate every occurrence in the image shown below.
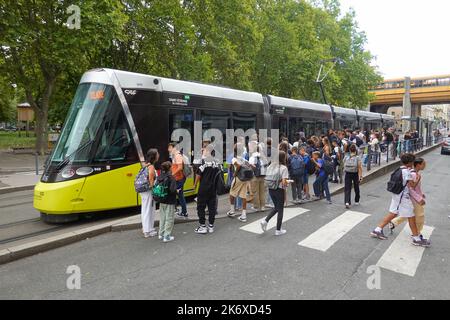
[0,185,36,195]
[0,144,441,266]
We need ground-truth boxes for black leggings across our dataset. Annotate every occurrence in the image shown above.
[344,172,360,205]
[266,188,285,231]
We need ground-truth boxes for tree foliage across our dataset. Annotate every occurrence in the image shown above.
[0,0,381,152]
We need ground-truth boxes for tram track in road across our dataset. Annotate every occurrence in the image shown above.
[0,225,67,245]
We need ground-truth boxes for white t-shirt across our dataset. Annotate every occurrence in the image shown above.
[266,163,289,189]
[249,152,268,176]
[389,167,414,217]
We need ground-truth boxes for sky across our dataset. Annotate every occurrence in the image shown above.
[339,0,450,80]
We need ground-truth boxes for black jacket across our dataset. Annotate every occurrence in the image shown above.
[156,172,177,205]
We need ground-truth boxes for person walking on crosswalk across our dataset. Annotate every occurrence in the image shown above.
[370,154,431,247]
[261,151,290,236]
[344,144,363,209]
[389,157,427,234]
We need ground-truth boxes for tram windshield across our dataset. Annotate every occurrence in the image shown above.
[50,83,136,166]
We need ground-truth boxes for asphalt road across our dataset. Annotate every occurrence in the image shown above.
[1,150,449,300]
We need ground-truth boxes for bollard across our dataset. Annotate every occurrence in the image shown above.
[386,143,389,164]
[35,152,39,176]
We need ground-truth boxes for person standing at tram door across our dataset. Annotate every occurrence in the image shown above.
[139,149,159,238]
[344,144,363,209]
[168,143,188,218]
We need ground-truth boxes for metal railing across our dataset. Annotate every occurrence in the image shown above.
[364,135,445,171]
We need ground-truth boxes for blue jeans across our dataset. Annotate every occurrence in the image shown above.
[176,179,187,215]
[313,175,331,202]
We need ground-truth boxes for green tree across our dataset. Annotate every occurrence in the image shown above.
[0,0,127,154]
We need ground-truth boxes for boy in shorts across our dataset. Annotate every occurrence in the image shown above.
[370,153,431,248]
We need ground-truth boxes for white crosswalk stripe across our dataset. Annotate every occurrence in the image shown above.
[240,207,310,234]
[298,211,370,252]
[376,225,434,277]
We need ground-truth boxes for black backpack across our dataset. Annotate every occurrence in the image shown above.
[387,168,405,195]
[236,161,254,182]
[215,169,227,195]
[322,156,334,176]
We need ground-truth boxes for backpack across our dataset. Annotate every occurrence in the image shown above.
[305,155,316,175]
[236,160,254,182]
[134,166,150,193]
[215,169,227,195]
[289,154,305,177]
[181,154,192,178]
[387,168,405,195]
[322,156,334,175]
[265,164,282,190]
[355,136,364,147]
[344,155,359,173]
[152,176,170,202]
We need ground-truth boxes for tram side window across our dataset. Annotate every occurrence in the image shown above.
[315,120,328,136]
[200,110,231,159]
[169,109,194,158]
[233,112,257,132]
[289,117,303,142]
[278,118,288,139]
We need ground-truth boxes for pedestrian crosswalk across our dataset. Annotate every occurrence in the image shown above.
[376,225,434,277]
[238,207,434,278]
[298,211,370,252]
[239,208,310,235]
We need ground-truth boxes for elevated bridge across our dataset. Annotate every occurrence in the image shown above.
[369,75,450,130]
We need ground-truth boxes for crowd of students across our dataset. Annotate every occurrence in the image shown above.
[134,127,431,247]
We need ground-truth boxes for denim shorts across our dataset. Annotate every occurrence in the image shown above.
[303,174,309,185]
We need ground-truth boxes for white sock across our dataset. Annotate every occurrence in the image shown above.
[230,205,235,212]
[242,210,247,216]
[375,227,382,233]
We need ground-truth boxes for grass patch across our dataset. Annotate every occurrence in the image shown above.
[0,131,36,150]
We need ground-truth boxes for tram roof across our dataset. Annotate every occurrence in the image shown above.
[268,96,332,113]
[80,68,264,104]
[333,106,357,116]
[357,110,382,119]
[380,113,395,120]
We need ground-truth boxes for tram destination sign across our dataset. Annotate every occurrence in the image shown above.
[163,93,191,107]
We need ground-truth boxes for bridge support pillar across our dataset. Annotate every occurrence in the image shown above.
[403,77,413,132]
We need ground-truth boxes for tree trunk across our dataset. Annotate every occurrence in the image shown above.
[35,109,48,155]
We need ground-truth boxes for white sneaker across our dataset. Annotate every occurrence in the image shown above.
[195,225,208,234]
[144,232,151,238]
[260,206,266,211]
[260,220,268,232]
[275,229,287,236]
[266,203,275,208]
[238,215,247,223]
[146,230,158,238]
[355,202,360,206]
[227,210,236,217]
[208,225,214,233]
[345,203,350,209]
[163,235,175,243]
[158,234,164,240]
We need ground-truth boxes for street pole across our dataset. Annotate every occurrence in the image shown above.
[315,58,344,130]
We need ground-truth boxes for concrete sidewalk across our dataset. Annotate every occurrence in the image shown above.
[0,150,46,174]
